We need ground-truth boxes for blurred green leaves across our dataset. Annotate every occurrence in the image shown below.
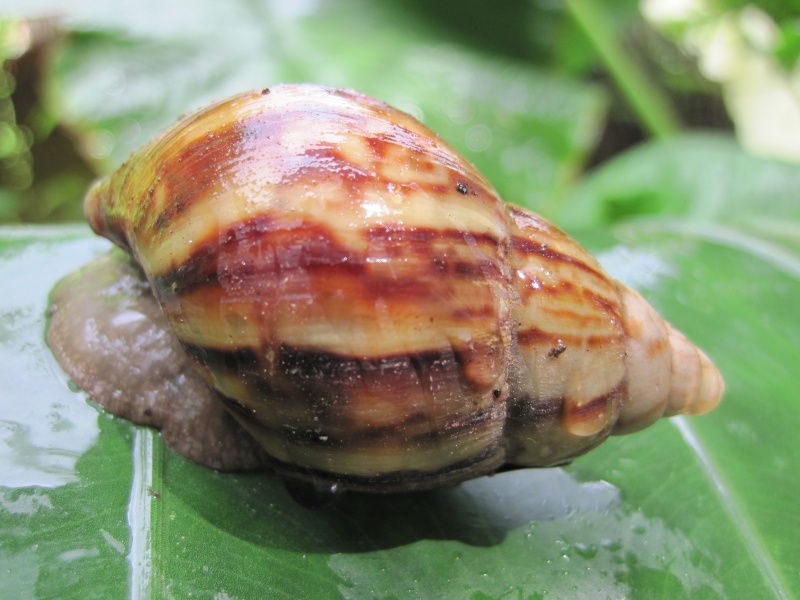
[563,133,800,227]
[2,0,794,225]
[40,0,613,215]
[0,17,94,223]
[0,20,34,220]
[0,0,740,224]
[4,0,793,224]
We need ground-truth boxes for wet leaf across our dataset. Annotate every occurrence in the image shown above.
[0,200,796,598]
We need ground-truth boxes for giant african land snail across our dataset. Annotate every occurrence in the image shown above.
[48,84,723,498]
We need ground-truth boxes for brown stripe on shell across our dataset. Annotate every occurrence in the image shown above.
[149,214,509,361]
[505,385,623,433]
[160,281,507,359]
[154,219,505,298]
[582,288,624,324]
[516,326,624,350]
[138,101,288,237]
[193,341,509,484]
[506,394,563,424]
[132,89,502,241]
[562,380,625,438]
[220,401,501,450]
[532,305,619,327]
[181,342,506,438]
[150,119,256,233]
[503,394,578,467]
[153,216,358,298]
[153,218,507,354]
[278,146,372,189]
[366,226,505,277]
[504,381,625,466]
[513,277,577,299]
[360,132,483,194]
[510,235,607,282]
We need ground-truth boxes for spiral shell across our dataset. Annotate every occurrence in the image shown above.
[81,84,723,492]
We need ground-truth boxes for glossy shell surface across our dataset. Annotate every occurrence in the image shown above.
[76,84,723,492]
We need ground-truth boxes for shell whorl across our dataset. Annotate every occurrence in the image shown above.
[84,83,723,491]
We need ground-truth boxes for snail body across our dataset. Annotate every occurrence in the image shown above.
[61,84,722,492]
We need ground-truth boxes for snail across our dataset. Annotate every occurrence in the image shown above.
[47,84,723,501]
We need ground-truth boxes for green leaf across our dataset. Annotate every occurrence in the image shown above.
[1,177,798,597]
[0,228,132,598]
[561,133,800,231]
[774,17,800,70]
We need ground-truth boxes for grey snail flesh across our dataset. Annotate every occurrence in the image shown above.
[47,250,271,472]
[46,83,724,495]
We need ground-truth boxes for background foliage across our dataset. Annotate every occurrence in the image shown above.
[0,0,799,598]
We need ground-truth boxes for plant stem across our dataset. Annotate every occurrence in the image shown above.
[564,0,682,139]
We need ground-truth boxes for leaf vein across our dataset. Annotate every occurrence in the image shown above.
[672,417,792,600]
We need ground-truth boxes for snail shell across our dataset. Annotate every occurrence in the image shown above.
[67,84,722,492]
